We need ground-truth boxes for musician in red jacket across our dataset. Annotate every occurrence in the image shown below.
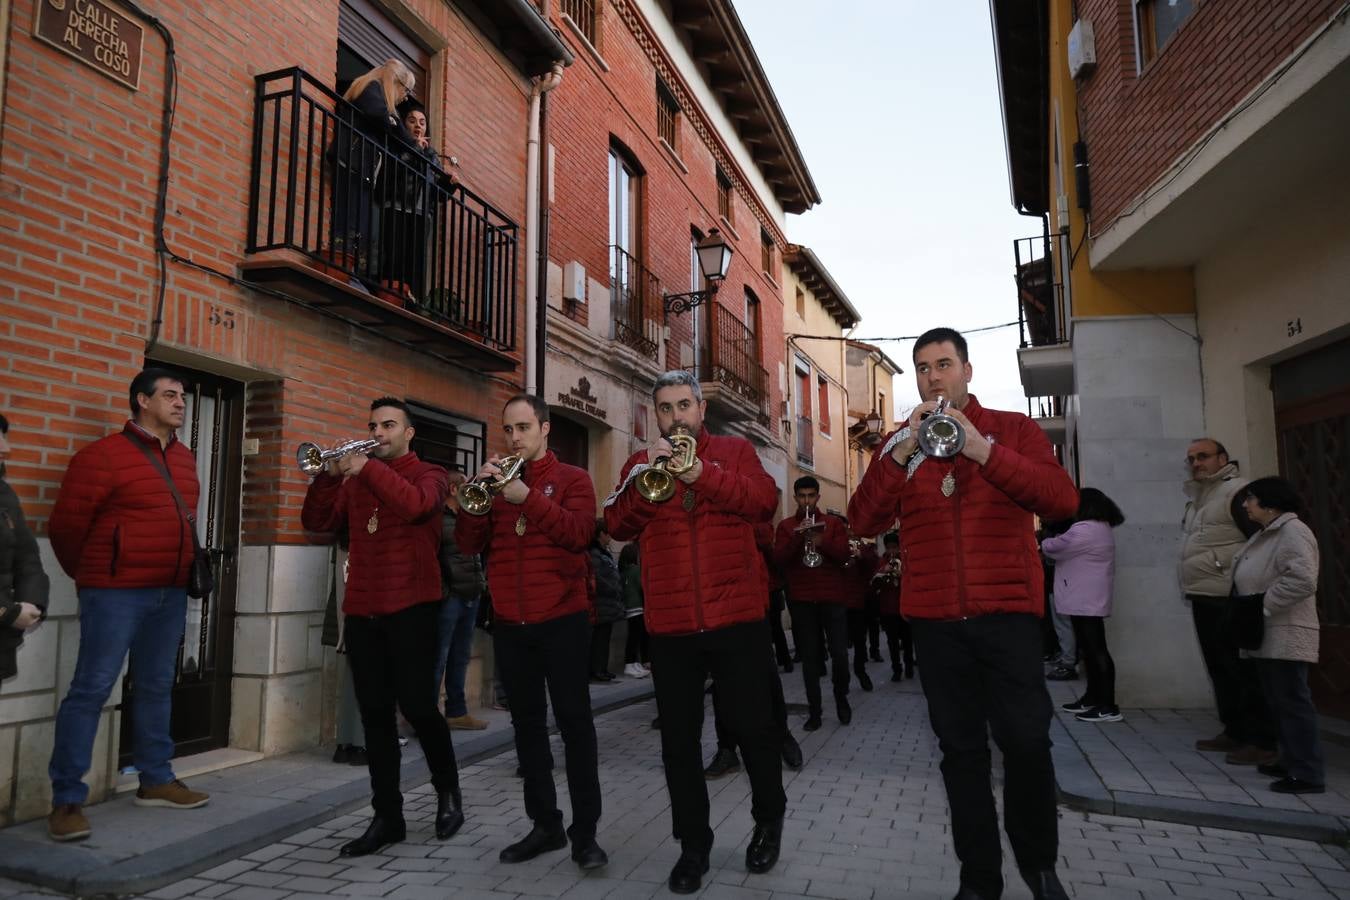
[47,369,211,843]
[605,371,784,895]
[455,394,606,871]
[773,477,853,730]
[872,531,912,681]
[848,328,1078,900]
[302,397,463,857]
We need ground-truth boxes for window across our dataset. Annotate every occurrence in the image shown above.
[760,228,774,277]
[690,229,705,353]
[656,80,678,148]
[818,376,831,436]
[795,361,813,466]
[1135,0,1194,68]
[608,147,641,257]
[561,0,597,46]
[337,0,428,100]
[744,289,760,362]
[878,391,887,426]
[795,286,806,319]
[407,403,486,477]
[716,168,733,223]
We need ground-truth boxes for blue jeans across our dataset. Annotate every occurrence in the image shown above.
[433,595,478,718]
[50,587,187,805]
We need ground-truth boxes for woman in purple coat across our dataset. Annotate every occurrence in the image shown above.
[1041,488,1125,723]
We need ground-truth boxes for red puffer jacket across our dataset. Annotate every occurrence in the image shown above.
[605,430,777,636]
[301,451,448,616]
[455,451,594,625]
[753,521,783,593]
[874,551,901,617]
[773,509,849,604]
[842,543,878,610]
[848,395,1078,621]
[49,423,200,590]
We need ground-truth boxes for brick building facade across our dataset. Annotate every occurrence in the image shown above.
[0,0,570,822]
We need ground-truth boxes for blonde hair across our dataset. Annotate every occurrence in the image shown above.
[344,59,414,114]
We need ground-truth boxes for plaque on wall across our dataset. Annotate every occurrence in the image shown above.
[33,0,145,91]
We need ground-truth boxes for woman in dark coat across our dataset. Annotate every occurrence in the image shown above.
[381,100,450,303]
[0,413,49,682]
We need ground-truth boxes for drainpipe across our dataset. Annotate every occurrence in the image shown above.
[524,63,564,394]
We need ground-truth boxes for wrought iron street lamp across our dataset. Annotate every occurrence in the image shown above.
[663,228,732,315]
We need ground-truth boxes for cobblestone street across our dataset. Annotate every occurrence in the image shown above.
[12,675,1334,899]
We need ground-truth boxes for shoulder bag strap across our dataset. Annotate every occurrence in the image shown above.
[124,433,203,551]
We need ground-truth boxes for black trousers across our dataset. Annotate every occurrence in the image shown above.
[768,589,792,666]
[1070,615,1116,709]
[789,600,849,715]
[623,615,649,665]
[494,611,602,840]
[344,601,460,820]
[1190,596,1277,749]
[881,614,913,676]
[910,614,1058,898]
[713,615,789,750]
[1255,659,1325,784]
[650,619,786,851]
[846,608,871,673]
[589,621,614,675]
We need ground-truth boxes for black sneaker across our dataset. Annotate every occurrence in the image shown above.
[1257,761,1289,778]
[1074,707,1123,723]
[704,747,741,779]
[1270,776,1324,795]
[1045,665,1078,681]
[1060,697,1092,714]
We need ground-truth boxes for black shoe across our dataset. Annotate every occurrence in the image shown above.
[891,670,903,682]
[1020,869,1069,900]
[331,744,351,764]
[704,747,741,779]
[1045,665,1078,681]
[499,824,568,863]
[339,816,406,857]
[870,651,883,663]
[346,746,368,767]
[571,836,608,870]
[1270,776,1325,794]
[745,817,783,874]
[668,847,710,894]
[782,660,794,673]
[836,697,852,726]
[651,717,661,730]
[1258,761,1289,777]
[782,735,803,770]
[1060,696,1092,714]
[905,665,915,679]
[856,670,874,692]
[589,672,614,684]
[803,714,822,732]
[953,886,996,900]
[435,787,464,840]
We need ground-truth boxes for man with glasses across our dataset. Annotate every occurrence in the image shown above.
[1180,438,1275,764]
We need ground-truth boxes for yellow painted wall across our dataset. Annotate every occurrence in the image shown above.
[1046,0,1196,319]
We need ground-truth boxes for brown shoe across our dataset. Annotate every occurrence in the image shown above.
[134,779,210,809]
[1195,733,1243,753]
[48,804,91,842]
[1225,745,1279,767]
[446,714,488,731]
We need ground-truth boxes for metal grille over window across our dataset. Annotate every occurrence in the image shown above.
[657,80,678,148]
[717,169,732,223]
[562,0,596,46]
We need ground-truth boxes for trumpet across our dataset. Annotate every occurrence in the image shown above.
[634,426,697,503]
[796,508,824,568]
[874,556,900,587]
[458,455,525,516]
[917,396,966,458]
[297,438,381,475]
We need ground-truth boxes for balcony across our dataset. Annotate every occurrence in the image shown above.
[796,415,814,466]
[1028,395,1066,446]
[243,68,519,371]
[691,302,770,424]
[610,246,661,361]
[1014,233,1073,398]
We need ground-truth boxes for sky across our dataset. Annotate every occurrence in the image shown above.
[733,0,1037,420]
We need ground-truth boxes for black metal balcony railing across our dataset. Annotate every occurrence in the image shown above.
[692,302,769,420]
[1014,232,1066,349]
[247,68,518,352]
[796,415,814,466]
[610,245,660,360]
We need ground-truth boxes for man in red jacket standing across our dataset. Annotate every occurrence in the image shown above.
[302,397,463,857]
[849,328,1078,900]
[47,369,210,843]
[774,477,854,730]
[605,370,785,895]
[455,394,606,871]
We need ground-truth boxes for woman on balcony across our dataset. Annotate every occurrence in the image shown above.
[330,59,417,288]
[381,100,450,306]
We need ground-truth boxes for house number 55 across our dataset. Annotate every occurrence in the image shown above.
[208,307,236,329]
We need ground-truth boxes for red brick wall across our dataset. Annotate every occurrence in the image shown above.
[1077,0,1341,232]
[0,0,531,543]
[545,1,787,426]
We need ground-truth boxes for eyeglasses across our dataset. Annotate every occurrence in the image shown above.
[1185,452,1214,464]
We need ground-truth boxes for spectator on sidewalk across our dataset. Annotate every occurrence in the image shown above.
[1180,438,1276,761]
[47,369,211,843]
[1232,477,1324,794]
[1041,489,1125,723]
[588,521,623,682]
[436,471,487,730]
[619,542,649,677]
[848,328,1078,900]
[302,397,464,856]
[0,413,49,684]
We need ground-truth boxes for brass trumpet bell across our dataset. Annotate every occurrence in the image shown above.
[917,397,966,458]
[458,455,525,516]
[635,426,697,503]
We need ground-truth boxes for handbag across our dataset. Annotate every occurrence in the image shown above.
[125,435,214,599]
[1227,591,1266,651]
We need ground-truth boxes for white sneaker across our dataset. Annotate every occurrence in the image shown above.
[624,663,650,679]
